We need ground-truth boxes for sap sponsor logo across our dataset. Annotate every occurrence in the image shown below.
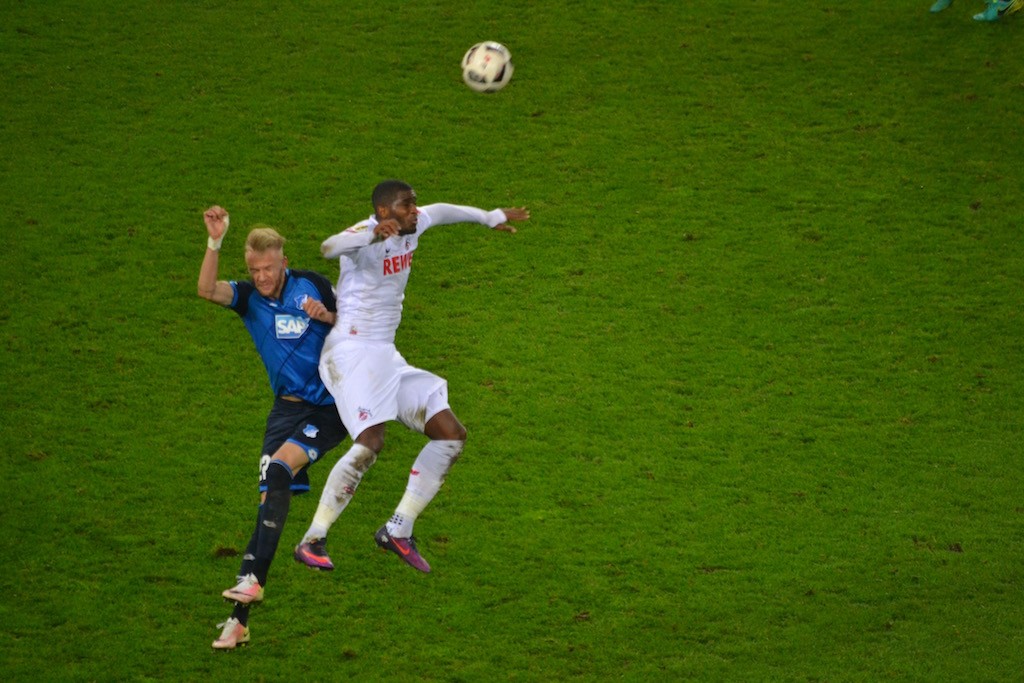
[276,314,309,339]
[303,424,320,439]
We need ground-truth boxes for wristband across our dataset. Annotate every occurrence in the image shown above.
[207,215,229,251]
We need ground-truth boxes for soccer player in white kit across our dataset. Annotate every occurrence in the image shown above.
[293,180,529,573]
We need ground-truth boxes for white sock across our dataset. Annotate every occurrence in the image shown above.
[302,443,378,543]
[386,439,463,538]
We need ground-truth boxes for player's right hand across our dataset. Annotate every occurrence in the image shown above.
[204,205,230,239]
[374,219,400,239]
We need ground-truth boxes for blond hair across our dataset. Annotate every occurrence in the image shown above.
[245,225,286,253]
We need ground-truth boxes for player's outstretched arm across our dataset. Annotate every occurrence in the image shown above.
[197,205,235,306]
[419,203,529,231]
[321,220,376,259]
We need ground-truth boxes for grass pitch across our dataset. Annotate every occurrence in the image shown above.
[1,1,1022,680]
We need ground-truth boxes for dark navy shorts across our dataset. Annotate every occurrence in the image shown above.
[258,397,348,494]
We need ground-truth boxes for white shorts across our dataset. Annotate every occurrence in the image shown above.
[320,339,449,439]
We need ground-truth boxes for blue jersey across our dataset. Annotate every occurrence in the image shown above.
[229,269,337,406]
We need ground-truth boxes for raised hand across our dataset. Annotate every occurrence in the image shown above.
[204,205,230,239]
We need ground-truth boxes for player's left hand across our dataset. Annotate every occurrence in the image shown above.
[496,207,529,234]
[302,298,334,324]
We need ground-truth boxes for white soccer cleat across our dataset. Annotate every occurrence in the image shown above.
[221,573,264,605]
[212,617,250,650]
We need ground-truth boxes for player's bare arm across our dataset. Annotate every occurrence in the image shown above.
[197,205,236,306]
[302,298,336,326]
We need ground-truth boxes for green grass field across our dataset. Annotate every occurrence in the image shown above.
[2,1,1023,680]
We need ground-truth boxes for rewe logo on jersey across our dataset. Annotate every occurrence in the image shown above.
[275,314,309,339]
[382,250,414,275]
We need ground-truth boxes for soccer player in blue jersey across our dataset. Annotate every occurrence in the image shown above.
[930,0,1023,19]
[973,0,1023,20]
[197,205,348,649]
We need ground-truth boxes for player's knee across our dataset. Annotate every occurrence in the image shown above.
[443,416,467,442]
[265,459,294,491]
[451,422,467,443]
[356,430,385,455]
[275,440,313,470]
[426,411,466,442]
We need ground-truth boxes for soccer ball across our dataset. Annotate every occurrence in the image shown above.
[461,41,514,93]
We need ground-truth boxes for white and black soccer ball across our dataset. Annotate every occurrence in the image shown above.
[461,41,514,93]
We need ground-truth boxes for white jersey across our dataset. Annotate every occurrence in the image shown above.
[321,203,507,348]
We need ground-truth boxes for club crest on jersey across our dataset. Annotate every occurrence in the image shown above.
[358,407,372,421]
[275,314,309,339]
[294,293,309,309]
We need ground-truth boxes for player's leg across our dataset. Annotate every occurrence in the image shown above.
[296,425,383,565]
[222,441,309,603]
[296,341,397,567]
[271,403,351,572]
[223,399,334,600]
[376,381,465,573]
[235,457,297,574]
[214,402,295,649]
[387,408,465,538]
[251,446,307,581]
[213,501,262,649]
[237,499,263,586]
[974,0,1016,19]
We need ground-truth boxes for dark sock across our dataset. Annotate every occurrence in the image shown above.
[252,460,294,586]
[237,504,263,580]
[231,603,251,626]
[228,505,262,628]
